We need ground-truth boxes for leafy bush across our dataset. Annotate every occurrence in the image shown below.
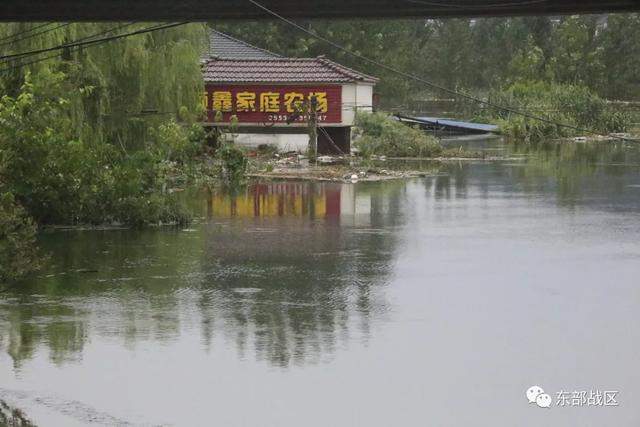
[149,121,204,163]
[354,112,443,158]
[0,72,191,227]
[0,192,41,283]
[476,81,632,141]
[217,143,248,183]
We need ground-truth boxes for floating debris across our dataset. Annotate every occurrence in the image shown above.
[317,155,343,165]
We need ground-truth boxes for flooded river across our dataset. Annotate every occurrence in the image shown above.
[1,139,640,426]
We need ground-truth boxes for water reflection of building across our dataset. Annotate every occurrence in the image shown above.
[208,181,407,228]
[201,181,408,367]
[210,182,343,218]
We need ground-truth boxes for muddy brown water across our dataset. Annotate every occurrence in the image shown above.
[1,139,640,426]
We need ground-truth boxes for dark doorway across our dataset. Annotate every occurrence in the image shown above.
[318,127,350,155]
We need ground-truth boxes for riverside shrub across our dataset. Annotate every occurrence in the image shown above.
[0,72,191,227]
[0,192,41,283]
[476,81,631,141]
[354,112,443,158]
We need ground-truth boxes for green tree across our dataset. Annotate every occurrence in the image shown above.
[599,14,640,99]
[0,192,40,283]
[0,71,191,226]
[548,16,604,89]
[0,23,207,147]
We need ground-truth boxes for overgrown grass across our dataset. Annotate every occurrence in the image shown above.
[354,112,443,158]
[474,81,631,142]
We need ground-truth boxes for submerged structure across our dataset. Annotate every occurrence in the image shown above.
[395,114,499,135]
[202,30,378,154]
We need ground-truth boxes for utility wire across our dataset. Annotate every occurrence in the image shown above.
[0,23,141,73]
[0,22,52,44]
[0,23,72,49]
[404,0,549,10]
[1,22,135,64]
[247,0,637,143]
[0,22,188,62]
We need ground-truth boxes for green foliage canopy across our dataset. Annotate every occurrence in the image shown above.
[0,22,208,147]
[0,71,192,227]
[215,14,640,103]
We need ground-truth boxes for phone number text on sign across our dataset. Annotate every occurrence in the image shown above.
[266,114,330,123]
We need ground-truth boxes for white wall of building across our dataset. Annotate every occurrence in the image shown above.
[234,133,309,152]
[341,83,374,127]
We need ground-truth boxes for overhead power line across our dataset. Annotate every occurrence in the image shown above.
[0,22,53,44]
[0,23,173,74]
[246,0,637,143]
[0,23,142,73]
[0,23,72,49]
[0,22,189,62]
[404,0,550,10]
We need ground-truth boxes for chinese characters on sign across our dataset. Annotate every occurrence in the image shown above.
[204,85,342,124]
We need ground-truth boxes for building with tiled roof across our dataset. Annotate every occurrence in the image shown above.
[202,57,378,84]
[203,30,378,154]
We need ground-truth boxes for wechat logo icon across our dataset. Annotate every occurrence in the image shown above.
[527,385,552,408]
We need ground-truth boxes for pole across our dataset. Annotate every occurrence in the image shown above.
[309,95,318,165]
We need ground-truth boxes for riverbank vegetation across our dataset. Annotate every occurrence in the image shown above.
[0,23,209,226]
[353,112,443,158]
[0,72,200,227]
[0,193,41,283]
[473,82,632,141]
[0,23,209,282]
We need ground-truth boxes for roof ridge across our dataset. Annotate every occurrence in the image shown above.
[315,56,379,83]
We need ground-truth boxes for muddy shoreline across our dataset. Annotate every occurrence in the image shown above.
[246,155,523,183]
[247,169,439,183]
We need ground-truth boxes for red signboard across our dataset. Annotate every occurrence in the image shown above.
[204,85,342,125]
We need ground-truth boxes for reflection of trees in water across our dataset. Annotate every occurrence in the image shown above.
[0,398,35,426]
[507,142,640,208]
[198,181,406,367]
[425,142,640,209]
[0,230,200,368]
[0,297,87,369]
[197,239,393,367]
[4,144,636,369]
[0,181,407,369]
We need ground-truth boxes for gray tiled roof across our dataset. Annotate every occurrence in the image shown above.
[207,29,281,59]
